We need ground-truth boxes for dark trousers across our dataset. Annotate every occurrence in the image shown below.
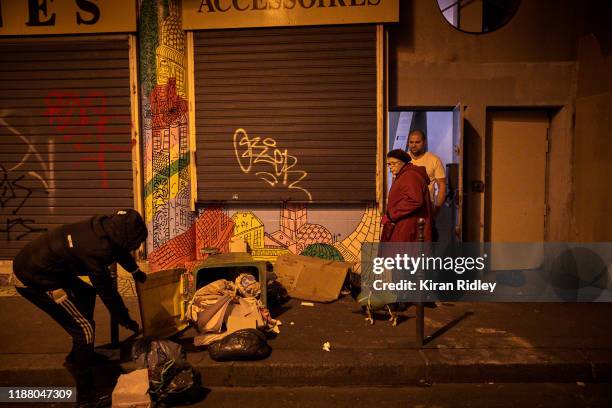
[16,277,97,398]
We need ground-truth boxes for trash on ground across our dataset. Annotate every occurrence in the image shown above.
[322,341,331,352]
[112,368,151,408]
[475,328,507,334]
[301,301,315,307]
[131,339,203,407]
[275,253,353,302]
[208,328,272,361]
[187,273,281,346]
[418,379,433,387]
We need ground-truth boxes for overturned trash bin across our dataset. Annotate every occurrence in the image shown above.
[135,253,270,339]
[135,254,279,363]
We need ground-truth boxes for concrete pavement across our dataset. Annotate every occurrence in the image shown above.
[1,293,612,391]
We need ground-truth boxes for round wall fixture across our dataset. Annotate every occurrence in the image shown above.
[437,0,520,34]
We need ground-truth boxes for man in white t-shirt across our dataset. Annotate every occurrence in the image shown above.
[407,129,446,219]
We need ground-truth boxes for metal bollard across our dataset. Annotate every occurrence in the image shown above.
[416,218,425,347]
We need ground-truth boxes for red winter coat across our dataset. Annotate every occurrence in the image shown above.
[381,163,433,242]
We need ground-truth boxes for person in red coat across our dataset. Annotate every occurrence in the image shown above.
[381,149,433,242]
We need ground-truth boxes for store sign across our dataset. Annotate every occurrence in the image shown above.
[182,0,399,30]
[0,0,136,36]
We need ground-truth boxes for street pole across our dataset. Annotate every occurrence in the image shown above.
[416,218,425,347]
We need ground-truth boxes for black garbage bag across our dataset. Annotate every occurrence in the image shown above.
[132,338,182,372]
[131,338,203,407]
[266,280,290,308]
[208,329,272,362]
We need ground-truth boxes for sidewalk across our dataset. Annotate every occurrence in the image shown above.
[1,292,612,388]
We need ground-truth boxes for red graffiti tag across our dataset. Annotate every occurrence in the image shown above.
[44,90,132,188]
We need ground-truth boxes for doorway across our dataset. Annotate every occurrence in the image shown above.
[485,110,549,243]
[387,109,460,247]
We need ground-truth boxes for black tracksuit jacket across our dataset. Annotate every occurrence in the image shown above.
[13,213,144,326]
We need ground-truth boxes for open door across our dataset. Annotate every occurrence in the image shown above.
[452,103,464,242]
[136,268,190,338]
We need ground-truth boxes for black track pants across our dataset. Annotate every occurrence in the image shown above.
[16,278,97,396]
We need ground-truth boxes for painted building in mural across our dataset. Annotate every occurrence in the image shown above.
[142,1,193,255]
[1,0,611,285]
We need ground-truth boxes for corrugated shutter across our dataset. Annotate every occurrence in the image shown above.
[0,36,134,259]
[194,25,377,203]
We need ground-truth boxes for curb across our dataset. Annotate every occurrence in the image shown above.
[2,348,611,388]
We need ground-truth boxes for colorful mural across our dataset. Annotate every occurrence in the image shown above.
[195,206,234,259]
[333,204,382,271]
[139,0,381,274]
[140,0,193,254]
[301,243,344,261]
[230,203,334,262]
[146,202,379,273]
[148,205,234,271]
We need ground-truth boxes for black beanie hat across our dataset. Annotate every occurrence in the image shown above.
[387,149,411,164]
[101,209,148,251]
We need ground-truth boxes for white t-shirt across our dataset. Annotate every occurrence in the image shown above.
[410,151,445,203]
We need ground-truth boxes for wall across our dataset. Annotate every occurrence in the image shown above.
[389,0,581,241]
[572,34,612,241]
[139,1,381,273]
[142,0,611,275]
[1,1,605,287]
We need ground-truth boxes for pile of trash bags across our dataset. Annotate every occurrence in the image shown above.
[131,339,203,407]
[186,273,280,361]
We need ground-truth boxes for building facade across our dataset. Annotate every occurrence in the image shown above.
[1,0,610,283]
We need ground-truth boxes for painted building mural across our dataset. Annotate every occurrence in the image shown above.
[140,0,192,255]
[139,0,383,273]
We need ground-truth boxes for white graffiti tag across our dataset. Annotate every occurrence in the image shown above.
[233,128,312,201]
[0,112,53,241]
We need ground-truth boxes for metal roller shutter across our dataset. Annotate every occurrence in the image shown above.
[194,25,377,203]
[0,36,134,259]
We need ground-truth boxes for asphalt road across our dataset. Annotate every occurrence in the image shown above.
[186,383,612,408]
[2,383,611,407]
